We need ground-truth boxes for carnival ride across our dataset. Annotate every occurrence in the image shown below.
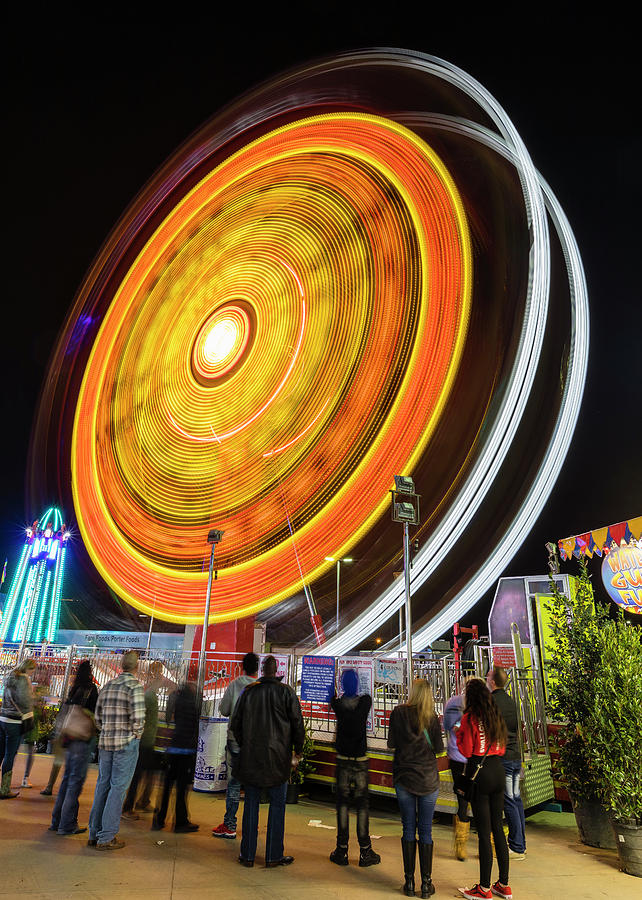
[0,507,69,645]
[27,51,589,650]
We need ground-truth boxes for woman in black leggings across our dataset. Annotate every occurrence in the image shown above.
[455,679,511,900]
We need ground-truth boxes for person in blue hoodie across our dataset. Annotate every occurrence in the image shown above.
[329,668,380,868]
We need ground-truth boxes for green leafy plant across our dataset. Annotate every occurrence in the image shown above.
[545,557,609,803]
[583,617,642,822]
[290,719,316,786]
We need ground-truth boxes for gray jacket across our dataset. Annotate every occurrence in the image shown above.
[220,674,256,751]
[0,671,34,722]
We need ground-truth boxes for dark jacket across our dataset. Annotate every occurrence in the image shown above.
[387,704,444,795]
[231,676,305,787]
[331,694,371,757]
[166,686,199,751]
[492,688,520,761]
[68,683,98,713]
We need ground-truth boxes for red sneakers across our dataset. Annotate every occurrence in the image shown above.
[211,823,236,839]
[459,887,492,900]
[492,883,513,899]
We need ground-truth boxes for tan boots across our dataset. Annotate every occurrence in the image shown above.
[0,771,20,799]
[453,814,470,860]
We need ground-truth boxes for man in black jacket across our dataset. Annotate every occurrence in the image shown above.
[231,655,304,867]
[488,666,527,859]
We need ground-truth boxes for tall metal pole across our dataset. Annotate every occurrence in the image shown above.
[197,544,216,704]
[398,606,404,658]
[336,560,341,633]
[145,614,154,654]
[403,521,413,695]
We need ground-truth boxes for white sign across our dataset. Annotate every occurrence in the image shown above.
[337,656,375,733]
[194,717,228,793]
[258,653,289,681]
[375,658,404,685]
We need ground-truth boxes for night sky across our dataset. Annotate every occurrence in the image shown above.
[2,9,640,640]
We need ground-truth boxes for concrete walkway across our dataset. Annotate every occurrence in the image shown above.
[0,752,638,899]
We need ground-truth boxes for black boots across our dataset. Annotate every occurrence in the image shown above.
[418,841,435,897]
[359,844,381,866]
[330,845,349,865]
[401,839,416,896]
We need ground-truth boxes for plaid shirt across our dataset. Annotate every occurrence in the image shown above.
[95,672,145,751]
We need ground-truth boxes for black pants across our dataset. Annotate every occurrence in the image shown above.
[470,755,509,888]
[124,747,160,812]
[335,757,370,849]
[156,752,195,828]
[450,760,469,822]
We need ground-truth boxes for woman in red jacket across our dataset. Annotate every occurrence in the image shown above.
[455,678,511,900]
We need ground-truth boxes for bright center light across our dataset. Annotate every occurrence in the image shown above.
[203,318,239,365]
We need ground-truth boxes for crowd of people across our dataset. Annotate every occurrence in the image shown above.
[0,650,526,899]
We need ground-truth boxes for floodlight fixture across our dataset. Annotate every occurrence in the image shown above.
[208,529,224,544]
[394,475,415,494]
[395,501,418,524]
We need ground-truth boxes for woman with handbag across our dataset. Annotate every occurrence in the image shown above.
[49,660,98,835]
[456,678,511,900]
[388,679,444,898]
[0,658,36,799]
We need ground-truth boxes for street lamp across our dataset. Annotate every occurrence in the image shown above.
[391,475,420,695]
[196,529,224,705]
[325,556,353,633]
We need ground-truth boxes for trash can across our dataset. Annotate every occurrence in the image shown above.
[194,716,228,793]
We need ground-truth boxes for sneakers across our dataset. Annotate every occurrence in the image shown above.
[96,837,126,850]
[21,778,33,788]
[492,883,513,899]
[459,886,492,899]
[330,846,349,865]
[121,810,140,820]
[508,847,526,860]
[40,788,53,796]
[359,846,381,867]
[212,822,237,839]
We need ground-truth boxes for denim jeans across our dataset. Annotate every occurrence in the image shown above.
[336,757,371,848]
[224,748,241,830]
[0,721,22,776]
[241,782,287,863]
[52,738,94,833]
[89,738,140,843]
[502,758,526,853]
[395,782,439,843]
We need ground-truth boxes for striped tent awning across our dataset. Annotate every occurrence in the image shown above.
[558,516,642,560]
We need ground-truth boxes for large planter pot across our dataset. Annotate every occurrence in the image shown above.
[610,817,642,877]
[571,797,617,849]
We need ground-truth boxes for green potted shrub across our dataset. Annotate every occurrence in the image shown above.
[545,558,616,848]
[583,617,642,876]
[287,720,316,804]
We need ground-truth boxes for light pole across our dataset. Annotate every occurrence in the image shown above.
[391,476,420,696]
[197,529,224,705]
[325,556,353,633]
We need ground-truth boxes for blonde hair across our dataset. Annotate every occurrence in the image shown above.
[407,679,435,733]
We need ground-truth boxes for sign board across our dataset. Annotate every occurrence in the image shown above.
[337,655,375,733]
[601,543,642,614]
[375,658,404,685]
[258,653,289,681]
[491,645,517,668]
[300,655,335,703]
[55,630,184,650]
[194,717,228,793]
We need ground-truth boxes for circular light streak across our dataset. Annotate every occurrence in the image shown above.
[70,111,472,623]
[32,50,588,648]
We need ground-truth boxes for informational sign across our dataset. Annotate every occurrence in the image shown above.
[375,658,404,685]
[601,543,642,614]
[258,653,289,681]
[194,717,228,793]
[337,655,375,733]
[491,645,517,668]
[300,655,336,703]
[55,630,184,650]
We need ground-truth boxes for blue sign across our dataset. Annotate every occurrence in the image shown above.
[300,655,336,703]
[55,630,184,650]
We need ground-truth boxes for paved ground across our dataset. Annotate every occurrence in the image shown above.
[0,752,638,899]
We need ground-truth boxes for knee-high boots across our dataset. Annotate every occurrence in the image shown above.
[401,839,416,896]
[453,814,470,860]
[418,841,435,897]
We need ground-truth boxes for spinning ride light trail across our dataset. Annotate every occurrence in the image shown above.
[0,508,70,645]
[30,50,588,649]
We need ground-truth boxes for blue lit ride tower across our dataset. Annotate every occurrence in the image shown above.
[0,507,70,644]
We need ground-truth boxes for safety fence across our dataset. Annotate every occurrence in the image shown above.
[0,642,550,760]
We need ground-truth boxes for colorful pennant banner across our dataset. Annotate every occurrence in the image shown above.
[557,516,642,560]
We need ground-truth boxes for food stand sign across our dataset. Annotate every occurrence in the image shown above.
[601,543,642,614]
